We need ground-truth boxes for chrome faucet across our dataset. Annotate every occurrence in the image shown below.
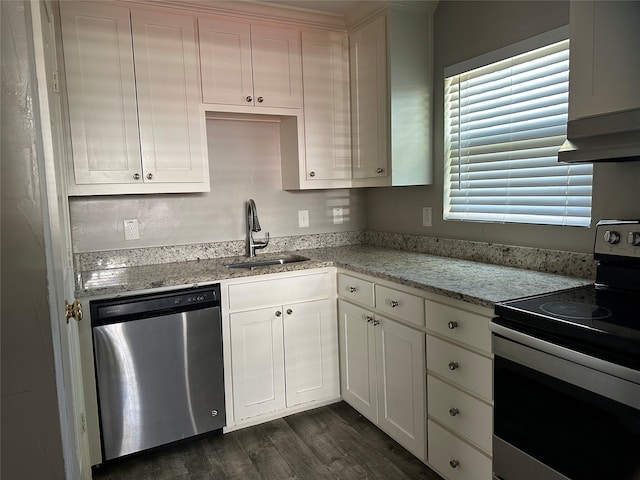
[246,199,269,257]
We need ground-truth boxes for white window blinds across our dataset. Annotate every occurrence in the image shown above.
[444,36,592,227]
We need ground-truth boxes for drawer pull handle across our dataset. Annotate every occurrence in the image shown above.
[449,459,460,469]
[389,300,399,308]
[448,361,459,371]
[275,310,282,317]
[448,321,458,329]
[349,286,357,293]
[449,407,460,417]
[366,316,374,323]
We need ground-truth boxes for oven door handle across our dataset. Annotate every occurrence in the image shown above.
[491,325,640,410]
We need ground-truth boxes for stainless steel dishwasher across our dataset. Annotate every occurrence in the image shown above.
[90,284,225,462]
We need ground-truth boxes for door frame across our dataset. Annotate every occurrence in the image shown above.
[28,0,90,477]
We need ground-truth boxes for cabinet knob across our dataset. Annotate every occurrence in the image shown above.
[146,173,153,180]
[449,407,460,417]
[133,173,141,180]
[389,300,399,308]
[286,308,293,315]
[376,168,384,174]
[372,319,380,326]
[448,361,459,371]
[448,321,458,330]
[349,286,357,293]
[246,96,253,102]
[275,310,282,317]
[309,171,316,177]
[257,96,264,103]
[449,459,460,469]
[365,316,374,323]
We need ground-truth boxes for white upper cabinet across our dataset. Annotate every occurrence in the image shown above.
[131,10,206,185]
[282,29,351,189]
[60,2,140,186]
[568,1,640,121]
[349,8,433,187]
[198,17,303,109]
[60,2,209,195]
[349,15,389,185]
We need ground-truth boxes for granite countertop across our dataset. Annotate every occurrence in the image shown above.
[77,245,592,309]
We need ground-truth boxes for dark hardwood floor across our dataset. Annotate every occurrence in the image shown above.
[92,401,443,480]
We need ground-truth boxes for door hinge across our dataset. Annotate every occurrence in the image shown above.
[81,412,87,433]
[52,69,59,93]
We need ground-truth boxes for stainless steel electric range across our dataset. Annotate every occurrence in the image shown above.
[491,220,640,480]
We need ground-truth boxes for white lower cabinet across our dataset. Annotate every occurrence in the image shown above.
[225,269,339,428]
[425,298,494,480]
[338,279,426,460]
[428,420,492,480]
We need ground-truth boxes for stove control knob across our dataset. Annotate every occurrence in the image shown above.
[628,231,640,246]
[604,230,621,245]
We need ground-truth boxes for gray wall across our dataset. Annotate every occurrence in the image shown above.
[69,119,366,253]
[1,1,66,478]
[366,0,640,254]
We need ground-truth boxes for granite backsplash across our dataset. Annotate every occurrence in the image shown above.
[75,230,596,280]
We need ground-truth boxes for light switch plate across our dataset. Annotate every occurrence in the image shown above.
[298,210,309,228]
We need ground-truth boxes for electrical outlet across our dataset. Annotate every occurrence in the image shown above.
[422,207,432,227]
[298,210,309,228]
[333,207,344,225]
[124,219,140,240]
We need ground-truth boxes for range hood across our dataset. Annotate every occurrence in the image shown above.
[558,108,640,163]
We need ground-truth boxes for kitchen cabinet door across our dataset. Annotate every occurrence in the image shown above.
[338,300,378,422]
[59,2,141,185]
[198,17,253,106]
[296,30,351,187]
[229,307,286,421]
[568,1,640,120]
[131,10,205,184]
[375,315,426,459]
[349,15,389,185]
[283,299,339,407]
[251,25,302,108]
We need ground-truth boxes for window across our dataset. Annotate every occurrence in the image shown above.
[444,28,592,227]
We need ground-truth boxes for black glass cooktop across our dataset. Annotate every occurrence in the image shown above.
[494,284,640,370]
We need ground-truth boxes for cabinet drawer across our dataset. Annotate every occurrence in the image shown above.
[427,336,492,401]
[375,285,425,327]
[425,301,491,353]
[228,272,330,311]
[427,375,492,454]
[337,273,375,307]
[428,420,492,480]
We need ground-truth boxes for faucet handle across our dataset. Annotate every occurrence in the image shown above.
[254,232,270,247]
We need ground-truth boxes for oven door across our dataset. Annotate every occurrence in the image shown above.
[491,323,640,480]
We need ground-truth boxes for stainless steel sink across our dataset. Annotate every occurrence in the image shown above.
[225,255,309,270]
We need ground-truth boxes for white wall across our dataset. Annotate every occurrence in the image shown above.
[1,2,66,478]
[69,117,366,253]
